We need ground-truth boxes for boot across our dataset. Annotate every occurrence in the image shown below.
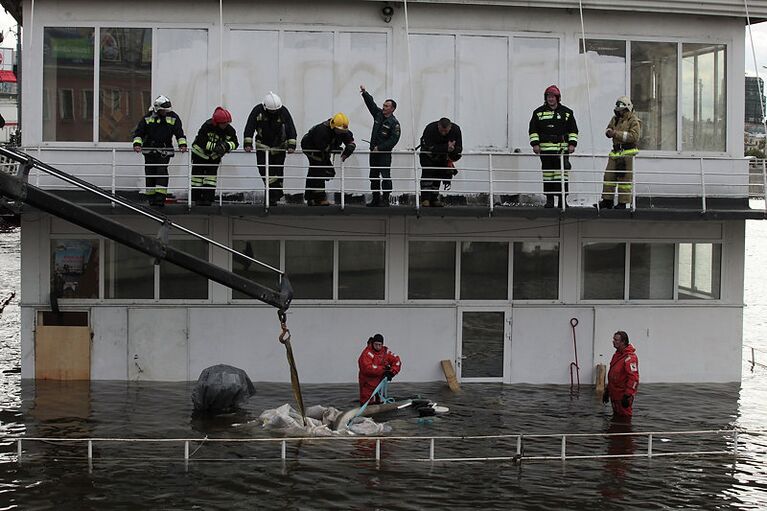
[544,195,555,208]
[381,192,391,207]
[367,192,380,207]
[614,202,627,210]
[597,199,613,209]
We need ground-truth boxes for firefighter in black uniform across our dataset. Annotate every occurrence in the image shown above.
[300,113,356,206]
[419,117,462,207]
[360,85,401,207]
[243,91,297,205]
[132,95,187,206]
[528,85,579,208]
[190,107,239,206]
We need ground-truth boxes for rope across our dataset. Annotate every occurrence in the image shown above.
[577,0,599,181]
[744,0,767,136]
[350,377,395,425]
[402,0,419,151]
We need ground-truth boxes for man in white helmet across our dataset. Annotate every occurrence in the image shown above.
[243,92,297,205]
[598,96,641,210]
[132,95,187,206]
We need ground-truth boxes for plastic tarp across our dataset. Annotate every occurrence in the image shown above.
[257,404,392,436]
[191,364,256,415]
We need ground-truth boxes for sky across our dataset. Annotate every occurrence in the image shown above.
[3,10,767,75]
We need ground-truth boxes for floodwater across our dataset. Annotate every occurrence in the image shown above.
[0,219,766,509]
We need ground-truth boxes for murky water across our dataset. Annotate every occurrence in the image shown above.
[1,221,767,509]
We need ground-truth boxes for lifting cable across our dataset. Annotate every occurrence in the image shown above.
[278,309,306,426]
[744,0,767,137]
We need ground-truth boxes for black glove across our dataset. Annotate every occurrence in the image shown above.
[621,395,632,408]
[214,141,229,156]
[602,389,609,404]
[384,366,394,381]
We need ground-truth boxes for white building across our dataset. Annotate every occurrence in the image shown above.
[2,0,765,384]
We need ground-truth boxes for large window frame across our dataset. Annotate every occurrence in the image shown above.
[579,239,723,302]
[580,36,729,154]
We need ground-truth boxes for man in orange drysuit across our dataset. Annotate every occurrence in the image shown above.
[603,330,639,418]
[358,333,402,404]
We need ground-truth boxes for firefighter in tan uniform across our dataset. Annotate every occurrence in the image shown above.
[598,96,641,209]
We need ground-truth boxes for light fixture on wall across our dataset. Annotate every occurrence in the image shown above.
[381,5,394,23]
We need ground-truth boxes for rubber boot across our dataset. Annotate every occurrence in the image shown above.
[381,192,391,207]
[367,192,380,207]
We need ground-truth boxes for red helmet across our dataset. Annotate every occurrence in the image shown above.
[544,85,561,102]
[212,106,232,124]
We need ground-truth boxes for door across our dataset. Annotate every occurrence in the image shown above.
[457,308,510,382]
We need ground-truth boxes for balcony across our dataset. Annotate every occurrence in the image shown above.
[5,147,766,220]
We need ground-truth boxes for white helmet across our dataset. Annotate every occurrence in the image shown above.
[263,91,282,111]
[153,95,172,113]
[614,96,633,113]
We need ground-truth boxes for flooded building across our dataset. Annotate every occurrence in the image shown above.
[2,0,765,385]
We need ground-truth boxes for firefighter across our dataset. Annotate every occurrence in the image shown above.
[190,107,238,206]
[603,330,639,418]
[599,96,641,210]
[300,113,356,206]
[358,333,402,405]
[419,117,462,207]
[243,91,297,206]
[360,85,401,207]
[528,85,578,209]
[132,95,188,207]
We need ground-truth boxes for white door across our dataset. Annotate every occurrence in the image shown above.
[128,308,188,381]
[457,307,511,382]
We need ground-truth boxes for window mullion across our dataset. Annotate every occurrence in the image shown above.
[93,26,101,144]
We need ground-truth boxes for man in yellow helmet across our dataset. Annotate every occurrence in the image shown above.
[300,113,356,206]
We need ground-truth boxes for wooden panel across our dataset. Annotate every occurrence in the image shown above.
[35,326,91,380]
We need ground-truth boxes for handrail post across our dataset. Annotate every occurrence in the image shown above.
[429,438,435,461]
[340,157,345,210]
[560,153,566,211]
[264,150,270,212]
[281,440,286,460]
[414,151,420,210]
[17,438,21,463]
[700,157,707,213]
[561,435,566,461]
[88,439,93,460]
[647,433,653,458]
[761,159,767,204]
[111,148,116,206]
[733,429,738,456]
[375,438,381,461]
[516,435,522,456]
[488,153,494,213]
[187,153,193,208]
[184,440,189,461]
[631,156,636,211]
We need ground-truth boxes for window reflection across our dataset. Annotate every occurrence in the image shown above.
[159,240,209,299]
[513,242,559,300]
[43,28,94,141]
[408,241,456,299]
[460,242,508,300]
[100,28,152,142]
[285,240,333,300]
[631,41,677,151]
[629,243,674,299]
[51,239,100,299]
[105,240,154,299]
[232,240,281,300]
[339,241,385,300]
[678,243,721,299]
[582,243,625,300]
[682,43,726,152]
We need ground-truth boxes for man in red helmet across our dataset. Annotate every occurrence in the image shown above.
[528,85,579,209]
[603,330,639,418]
[190,107,239,206]
[358,333,402,404]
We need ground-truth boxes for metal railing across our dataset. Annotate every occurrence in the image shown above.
[4,146,762,212]
[7,428,764,469]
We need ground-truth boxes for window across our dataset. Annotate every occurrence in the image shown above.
[105,240,154,299]
[159,239,209,299]
[285,240,333,299]
[460,242,508,300]
[51,239,100,299]
[408,241,456,299]
[339,241,385,300]
[43,28,94,141]
[513,241,559,300]
[231,240,281,300]
[81,90,94,120]
[682,43,726,152]
[99,28,151,142]
[581,242,626,300]
[678,243,721,299]
[629,243,674,299]
[631,42,678,151]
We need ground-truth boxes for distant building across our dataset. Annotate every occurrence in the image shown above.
[0,46,18,142]
[745,76,765,126]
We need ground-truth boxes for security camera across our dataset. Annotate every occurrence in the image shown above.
[381,5,394,23]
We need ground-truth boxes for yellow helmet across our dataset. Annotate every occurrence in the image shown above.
[330,112,350,131]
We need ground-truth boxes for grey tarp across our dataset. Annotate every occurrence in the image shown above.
[191,364,256,415]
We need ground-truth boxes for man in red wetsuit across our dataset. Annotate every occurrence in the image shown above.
[603,330,639,418]
[358,333,402,404]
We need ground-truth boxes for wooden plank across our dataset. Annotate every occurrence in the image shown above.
[35,326,91,380]
[440,359,461,393]
[595,363,606,397]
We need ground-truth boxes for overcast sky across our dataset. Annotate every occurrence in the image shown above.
[3,10,767,76]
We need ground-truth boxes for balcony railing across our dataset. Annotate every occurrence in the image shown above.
[4,146,763,214]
